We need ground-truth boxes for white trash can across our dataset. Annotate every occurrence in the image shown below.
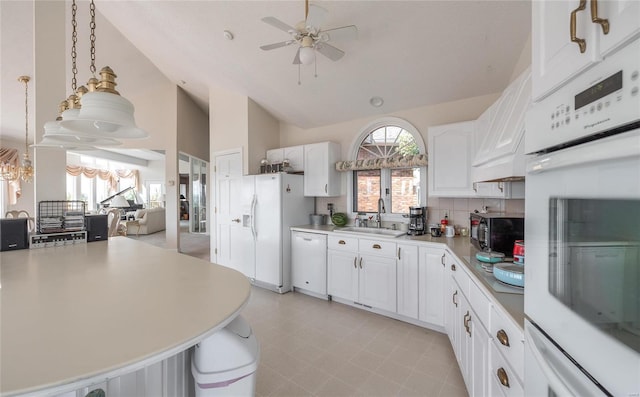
[191,315,260,397]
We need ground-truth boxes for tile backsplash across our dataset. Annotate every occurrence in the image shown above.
[426,197,525,230]
[312,195,524,230]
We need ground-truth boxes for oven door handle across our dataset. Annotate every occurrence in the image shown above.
[527,129,640,175]
[525,322,605,396]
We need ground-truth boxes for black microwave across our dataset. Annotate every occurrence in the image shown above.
[469,213,524,257]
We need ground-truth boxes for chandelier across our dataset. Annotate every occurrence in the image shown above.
[0,76,34,182]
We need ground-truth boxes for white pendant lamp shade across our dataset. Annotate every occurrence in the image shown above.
[35,108,122,149]
[60,91,149,139]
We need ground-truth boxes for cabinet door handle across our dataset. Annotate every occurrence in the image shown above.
[324,184,328,193]
[359,257,363,269]
[590,0,609,34]
[452,290,458,307]
[398,247,401,260]
[472,182,477,192]
[338,240,346,245]
[451,263,456,271]
[440,253,445,266]
[497,367,510,388]
[354,257,357,268]
[372,244,381,249]
[570,0,587,53]
[497,329,510,347]
[464,311,471,336]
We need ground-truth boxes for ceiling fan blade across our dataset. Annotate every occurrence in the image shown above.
[262,16,296,34]
[305,4,328,31]
[260,40,295,51]
[322,25,358,42]
[316,42,345,61]
[292,47,302,65]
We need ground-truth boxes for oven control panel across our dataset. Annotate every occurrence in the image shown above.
[526,36,640,154]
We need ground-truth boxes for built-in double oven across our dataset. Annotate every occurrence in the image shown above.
[524,36,640,396]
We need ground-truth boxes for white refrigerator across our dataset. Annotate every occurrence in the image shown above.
[240,173,314,293]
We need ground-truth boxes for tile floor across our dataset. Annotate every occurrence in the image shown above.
[242,287,468,397]
[132,230,467,396]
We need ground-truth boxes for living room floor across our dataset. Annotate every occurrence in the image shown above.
[130,228,467,396]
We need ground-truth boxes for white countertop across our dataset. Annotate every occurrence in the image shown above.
[0,237,251,397]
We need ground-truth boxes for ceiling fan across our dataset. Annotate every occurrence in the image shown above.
[259,0,357,66]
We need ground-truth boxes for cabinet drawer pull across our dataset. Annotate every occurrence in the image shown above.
[372,244,381,249]
[590,0,609,34]
[451,263,456,271]
[497,329,510,347]
[398,247,401,260]
[359,257,363,269]
[354,257,357,268]
[441,253,445,266]
[570,0,587,53]
[497,367,510,388]
[324,184,328,193]
[452,290,458,307]
[338,240,346,245]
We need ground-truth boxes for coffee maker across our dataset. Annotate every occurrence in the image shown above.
[407,206,427,235]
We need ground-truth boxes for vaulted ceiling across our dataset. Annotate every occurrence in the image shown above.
[1,1,531,143]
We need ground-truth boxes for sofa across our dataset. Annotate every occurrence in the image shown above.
[133,207,166,235]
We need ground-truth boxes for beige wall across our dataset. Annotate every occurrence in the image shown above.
[209,86,248,167]
[247,98,279,175]
[510,33,532,83]
[279,93,501,215]
[177,87,209,162]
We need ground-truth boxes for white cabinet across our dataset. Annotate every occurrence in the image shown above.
[292,231,327,296]
[304,142,341,197]
[327,235,396,313]
[267,145,304,172]
[532,0,640,101]
[418,246,446,326]
[428,121,477,197]
[428,122,521,198]
[397,243,420,319]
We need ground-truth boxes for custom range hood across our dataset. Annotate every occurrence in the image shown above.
[472,68,531,182]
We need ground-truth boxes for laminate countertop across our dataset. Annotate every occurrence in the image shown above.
[0,237,251,397]
[292,225,525,330]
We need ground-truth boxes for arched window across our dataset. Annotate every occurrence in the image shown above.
[348,117,426,216]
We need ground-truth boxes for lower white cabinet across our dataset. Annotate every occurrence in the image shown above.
[327,236,397,313]
[397,243,419,319]
[418,246,446,326]
[291,231,327,295]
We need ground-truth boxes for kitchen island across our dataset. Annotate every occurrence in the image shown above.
[0,237,251,397]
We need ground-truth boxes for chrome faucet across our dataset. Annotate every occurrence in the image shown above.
[376,198,386,228]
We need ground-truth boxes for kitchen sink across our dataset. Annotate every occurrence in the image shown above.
[333,226,407,238]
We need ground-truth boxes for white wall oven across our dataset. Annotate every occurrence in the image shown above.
[525,36,640,396]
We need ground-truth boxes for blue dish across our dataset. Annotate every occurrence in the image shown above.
[493,263,524,287]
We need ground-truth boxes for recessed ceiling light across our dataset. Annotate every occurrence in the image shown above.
[370,96,384,107]
[223,30,234,40]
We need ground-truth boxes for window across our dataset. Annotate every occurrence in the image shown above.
[350,118,426,217]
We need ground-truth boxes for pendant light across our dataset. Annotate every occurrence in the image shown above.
[35,0,121,149]
[61,0,148,140]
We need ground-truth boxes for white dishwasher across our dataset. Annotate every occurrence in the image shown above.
[291,231,327,297]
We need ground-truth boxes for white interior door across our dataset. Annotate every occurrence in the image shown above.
[214,151,242,267]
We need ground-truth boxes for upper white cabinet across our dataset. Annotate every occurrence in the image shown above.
[428,121,477,197]
[428,122,523,198]
[267,145,304,172]
[532,0,640,101]
[304,142,341,197]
